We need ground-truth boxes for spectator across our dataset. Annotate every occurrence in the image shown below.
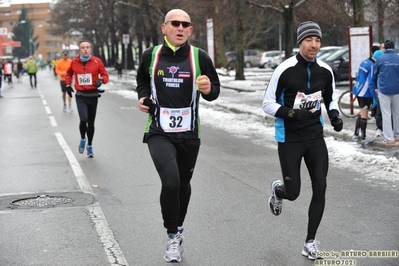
[351,46,383,143]
[115,58,123,79]
[373,39,399,144]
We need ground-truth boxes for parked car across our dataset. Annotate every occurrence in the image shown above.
[225,51,237,70]
[225,49,264,69]
[258,50,284,69]
[317,46,341,58]
[322,47,349,82]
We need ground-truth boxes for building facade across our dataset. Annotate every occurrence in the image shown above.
[0,0,65,62]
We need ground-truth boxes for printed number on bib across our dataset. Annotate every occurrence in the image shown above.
[77,74,92,86]
[160,107,192,133]
[293,91,322,113]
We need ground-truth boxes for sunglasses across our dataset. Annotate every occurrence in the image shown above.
[166,20,191,28]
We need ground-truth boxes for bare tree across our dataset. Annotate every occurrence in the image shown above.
[246,0,308,59]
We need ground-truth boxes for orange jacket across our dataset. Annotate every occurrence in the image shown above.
[65,55,109,91]
[55,58,72,81]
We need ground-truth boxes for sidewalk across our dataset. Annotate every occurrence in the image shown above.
[106,68,398,149]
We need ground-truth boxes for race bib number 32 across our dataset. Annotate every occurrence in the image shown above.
[77,74,92,86]
[160,107,192,133]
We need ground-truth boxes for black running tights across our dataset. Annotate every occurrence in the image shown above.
[147,135,199,235]
[76,94,98,146]
[276,137,328,242]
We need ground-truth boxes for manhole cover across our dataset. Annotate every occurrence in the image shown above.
[11,194,74,208]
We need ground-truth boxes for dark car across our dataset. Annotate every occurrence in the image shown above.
[321,47,349,82]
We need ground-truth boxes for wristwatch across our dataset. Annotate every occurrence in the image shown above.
[288,109,295,118]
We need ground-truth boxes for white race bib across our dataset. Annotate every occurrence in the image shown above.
[77,74,92,86]
[159,107,192,133]
[293,91,322,113]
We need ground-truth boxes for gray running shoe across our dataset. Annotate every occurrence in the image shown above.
[63,104,67,112]
[361,136,374,144]
[268,179,283,216]
[68,104,73,112]
[164,232,184,263]
[302,239,322,260]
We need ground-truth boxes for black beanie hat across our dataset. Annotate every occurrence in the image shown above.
[297,21,322,45]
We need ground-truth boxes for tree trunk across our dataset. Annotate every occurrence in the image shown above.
[235,0,245,80]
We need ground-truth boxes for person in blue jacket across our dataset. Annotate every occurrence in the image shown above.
[351,46,383,142]
[373,39,399,144]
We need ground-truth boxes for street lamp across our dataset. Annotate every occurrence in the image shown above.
[29,27,33,56]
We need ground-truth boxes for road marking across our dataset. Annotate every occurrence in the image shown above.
[49,116,57,127]
[44,106,51,114]
[55,133,129,265]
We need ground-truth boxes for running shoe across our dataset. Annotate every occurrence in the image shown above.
[164,232,184,263]
[361,136,374,144]
[350,135,359,142]
[268,179,283,216]
[78,139,86,154]
[375,129,382,137]
[382,139,396,145]
[86,145,94,158]
[68,105,73,112]
[302,239,322,260]
[63,104,67,112]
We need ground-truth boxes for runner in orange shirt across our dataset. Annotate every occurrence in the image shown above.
[56,51,73,112]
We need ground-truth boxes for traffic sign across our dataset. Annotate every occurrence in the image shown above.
[0,27,8,36]
[122,34,129,44]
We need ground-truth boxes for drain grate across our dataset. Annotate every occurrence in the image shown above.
[11,194,74,208]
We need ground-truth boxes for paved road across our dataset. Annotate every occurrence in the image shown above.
[0,70,398,266]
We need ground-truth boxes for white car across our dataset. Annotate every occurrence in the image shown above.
[258,50,284,69]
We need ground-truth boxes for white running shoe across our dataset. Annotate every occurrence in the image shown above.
[268,179,283,216]
[164,233,184,263]
[302,239,322,260]
[375,129,382,137]
[68,104,73,112]
[63,104,67,112]
[350,135,359,142]
[361,136,374,144]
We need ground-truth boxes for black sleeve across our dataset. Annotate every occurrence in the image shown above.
[136,47,154,100]
[198,49,220,101]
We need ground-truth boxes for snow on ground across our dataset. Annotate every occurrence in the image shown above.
[107,68,399,185]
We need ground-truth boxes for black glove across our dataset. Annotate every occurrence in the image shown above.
[143,97,156,115]
[95,79,103,88]
[331,116,343,132]
[289,109,312,122]
[66,85,74,98]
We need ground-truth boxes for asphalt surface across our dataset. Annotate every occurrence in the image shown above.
[0,69,398,266]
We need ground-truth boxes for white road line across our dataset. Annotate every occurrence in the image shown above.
[44,106,52,114]
[49,116,57,127]
[55,133,129,266]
